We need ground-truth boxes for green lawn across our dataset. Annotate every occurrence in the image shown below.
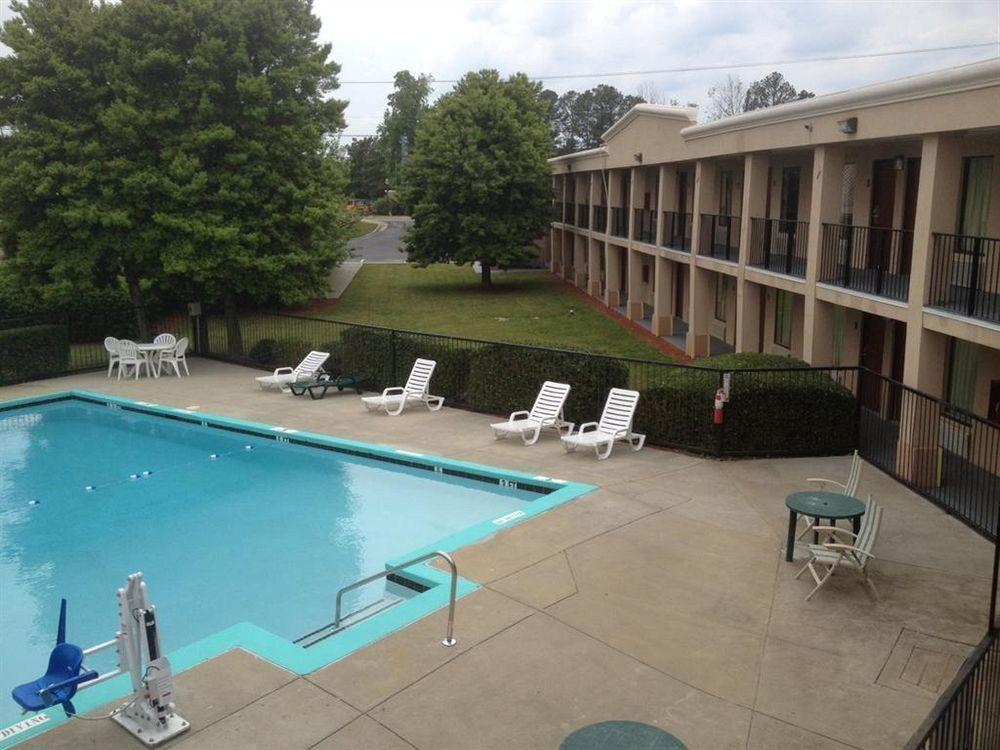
[309,263,669,361]
[344,219,378,240]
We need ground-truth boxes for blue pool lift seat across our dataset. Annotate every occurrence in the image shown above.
[11,599,98,715]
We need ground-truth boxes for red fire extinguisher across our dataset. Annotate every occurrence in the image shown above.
[713,389,725,425]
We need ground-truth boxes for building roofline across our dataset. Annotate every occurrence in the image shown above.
[601,104,699,142]
[548,146,608,165]
[681,57,1000,140]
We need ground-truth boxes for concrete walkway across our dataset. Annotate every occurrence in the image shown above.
[4,360,993,750]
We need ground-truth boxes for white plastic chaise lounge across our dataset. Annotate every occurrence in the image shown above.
[361,358,444,416]
[797,449,863,540]
[561,388,645,460]
[490,381,573,445]
[795,495,882,601]
[255,350,330,391]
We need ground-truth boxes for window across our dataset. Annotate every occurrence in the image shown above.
[832,307,846,365]
[715,276,733,322]
[641,263,650,284]
[839,163,857,225]
[719,171,734,216]
[959,156,993,239]
[774,290,794,349]
[944,338,979,412]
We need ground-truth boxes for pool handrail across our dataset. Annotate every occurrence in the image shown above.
[333,550,458,647]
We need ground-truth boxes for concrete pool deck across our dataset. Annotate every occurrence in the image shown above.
[2,359,994,750]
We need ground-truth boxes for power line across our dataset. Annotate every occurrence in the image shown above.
[338,41,999,85]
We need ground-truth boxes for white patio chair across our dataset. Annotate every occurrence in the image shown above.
[490,381,574,445]
[255,350,329,391]
[157,337,190,377]
[117,340,143,380]
[798,450,863,540]
[104,337,120,378]
[361,358,444,416]
[153,333,177,347]
[560,388,645,460]
[795,495,882,602]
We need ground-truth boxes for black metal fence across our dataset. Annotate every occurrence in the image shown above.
[927,232,1000,325]
[820,223,912,301]
[748,217,808,277]
[662,210,692,252]
[633,208,656,244]
[906,630,1000,750]
[700,213,741,262]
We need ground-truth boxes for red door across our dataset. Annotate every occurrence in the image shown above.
[868,160,897,271]
[674,265,685,318]
[989,381,1000,425]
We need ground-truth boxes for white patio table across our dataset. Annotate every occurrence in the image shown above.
[136,342,175,378]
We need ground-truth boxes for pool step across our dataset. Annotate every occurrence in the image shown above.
[294,595,405,648]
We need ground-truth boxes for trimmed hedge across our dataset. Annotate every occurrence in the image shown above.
[246,337,312,369]
[635,353,856,455]
[467,344,630,423]
[0,324,70,385]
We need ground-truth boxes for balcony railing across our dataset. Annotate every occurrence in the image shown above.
[610,207,628,238]
[699,214,741,262]
[661,211,692,253]
[820,224,911,302]
[576,203,590,229]
[748,218,808,278]
[927,233,1000,324]
[633,208,657,244]
[593,205,608,233]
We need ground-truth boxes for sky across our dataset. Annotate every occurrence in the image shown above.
[315,0,1000,140]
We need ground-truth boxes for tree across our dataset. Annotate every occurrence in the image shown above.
[743,71,814,112]
[404,70,553,289]
[377,70,433,188]
[0,0,348,345]
[543,84,643,155]
[347,136,387,199]
[706,74,747,121]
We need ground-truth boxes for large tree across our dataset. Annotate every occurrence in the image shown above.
[543,84,643,155]
[0,0,348,344]
[377,70,433,188]
[346,135,387,199]
[743,71,814,112]
[404,70,552,289]
[706,74,747,121]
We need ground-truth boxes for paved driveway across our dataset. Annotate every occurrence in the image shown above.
[349,216,410,263]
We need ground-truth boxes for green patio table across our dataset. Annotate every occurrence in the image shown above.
[785,491,866,562]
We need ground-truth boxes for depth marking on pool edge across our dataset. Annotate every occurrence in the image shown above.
[493,510,526,525]
[0,714,49,740]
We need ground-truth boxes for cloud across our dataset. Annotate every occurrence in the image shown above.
[316,0,999,137]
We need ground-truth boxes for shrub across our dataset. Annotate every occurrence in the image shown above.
[246,337,311,369]
[635,352,856,456]
[0,324,70,385]
[467,344,629,423]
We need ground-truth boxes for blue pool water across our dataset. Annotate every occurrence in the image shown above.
[0,397,543,729]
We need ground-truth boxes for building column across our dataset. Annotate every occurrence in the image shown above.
[895,134,963,488]
[574,234,587,289]
[605,244,621,307]
[803,145,845,365]
[687,159,718,356]
[627,248,644,319]
[627,166,638,243]
[655,165,666,246]
[652,256,674,335]
[587,239,602,297]
[736,279,762,352]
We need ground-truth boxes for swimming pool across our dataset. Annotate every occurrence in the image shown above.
[0,390,593,744]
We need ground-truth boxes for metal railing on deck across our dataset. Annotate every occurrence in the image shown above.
[633,208,657,243]
[661,211,692,252]
[748,218,808,278]
[819,224,912,301]
[699,213,741,262]
[927,233,1000,324]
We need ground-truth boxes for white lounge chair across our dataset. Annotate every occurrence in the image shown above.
[157,337,190,377]
[361,358,443,416]
[561,388,645,460]
[490,381,573,445]
[798,450,863,540]
[104,337,120,378]
[795,495,882,601]
[117,340,143,380]
[255,350,330,391]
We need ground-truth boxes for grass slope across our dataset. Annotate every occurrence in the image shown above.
[310,263,669,360]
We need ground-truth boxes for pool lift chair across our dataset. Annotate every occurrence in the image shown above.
[11,572,189,746]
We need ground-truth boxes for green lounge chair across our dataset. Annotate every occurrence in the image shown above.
[288,373,366,400]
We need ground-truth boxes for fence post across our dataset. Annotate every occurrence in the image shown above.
[715,370,726,457]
